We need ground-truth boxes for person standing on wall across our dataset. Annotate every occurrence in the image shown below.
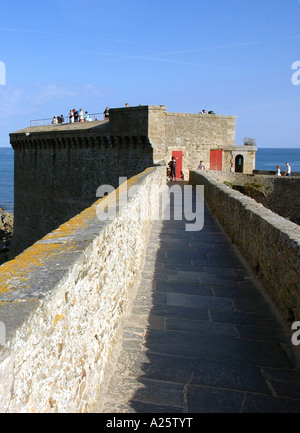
[168,156,176,181]
[74,109,79,122]
[69,109,74,124]
[285,162,291,176]
[104,107,109,119]
[79,108,84,122]
[197,160,205,170]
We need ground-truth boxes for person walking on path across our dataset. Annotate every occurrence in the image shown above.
[198,160,205,170]
[168,156,176,180]
[285,162,291,176]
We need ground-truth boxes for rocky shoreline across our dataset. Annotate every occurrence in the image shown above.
[0,210,14,265]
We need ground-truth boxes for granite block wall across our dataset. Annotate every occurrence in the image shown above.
[209,171,300,225]
[190,170,300,323]
[165,113,237,177]
[10,132,153,257]
[0,166,165,413]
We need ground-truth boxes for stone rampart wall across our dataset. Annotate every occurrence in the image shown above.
[209,171,300,225]
[0,166,165,413]
[10,132,153,257]
[189,170,300,323]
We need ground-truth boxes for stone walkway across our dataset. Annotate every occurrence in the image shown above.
[96,182,300,413]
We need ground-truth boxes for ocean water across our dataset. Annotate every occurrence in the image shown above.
[0,147,14,214]
[0,147,299,215]
[255,148,300,173]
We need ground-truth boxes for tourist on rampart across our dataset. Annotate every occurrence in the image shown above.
[58,115,64,124]
[52,115,58,125]
[200,109,206,114]
[198,160,205,170]
[276,165,281,176]
[84,111,90,122]
[285,162,291,176]
[79,109,84,122]
[69,110,74,123]
[74,110,79,122]
[168,156,176,181]
[104,107,109,119]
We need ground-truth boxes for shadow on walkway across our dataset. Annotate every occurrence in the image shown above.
[100,182,300,413]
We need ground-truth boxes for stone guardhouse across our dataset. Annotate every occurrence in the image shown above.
[9,104,256,256]
[138,105,256,178]
[101,104,256,178]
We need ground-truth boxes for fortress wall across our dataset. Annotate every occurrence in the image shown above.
[9,106,253,257]
[10,132,153,257]
[165,113,237,174]
[147,106,167,163]
[209,171,300,225]
[109,105,167,163]
[190,170,300,323]
[0,166,165,413]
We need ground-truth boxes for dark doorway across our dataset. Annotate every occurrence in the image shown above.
[235,154,244,173]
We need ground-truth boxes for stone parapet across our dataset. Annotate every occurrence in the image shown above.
[209,171,300,225]
[189,170,300,323]
[0,166,166,413]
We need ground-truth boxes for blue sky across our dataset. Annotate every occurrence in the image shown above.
[0,0,299,148]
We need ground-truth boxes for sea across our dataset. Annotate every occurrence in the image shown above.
[255,148,300,174]
[0,147,299,215]
[0,147,14,214]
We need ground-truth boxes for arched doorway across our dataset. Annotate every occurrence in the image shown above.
[235,154,244,173]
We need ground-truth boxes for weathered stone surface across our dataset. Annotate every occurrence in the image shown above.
[210,170,300,225]
[190,170,300,323]
[0,212,14,265]
[0,166,165,413]
[98,184,300,413]
[0,212,13,246]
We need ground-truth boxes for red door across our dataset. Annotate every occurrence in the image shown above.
[210,149,223,171]
[172,151,183,179]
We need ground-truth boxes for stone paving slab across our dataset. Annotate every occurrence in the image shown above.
[95,183,300,413]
